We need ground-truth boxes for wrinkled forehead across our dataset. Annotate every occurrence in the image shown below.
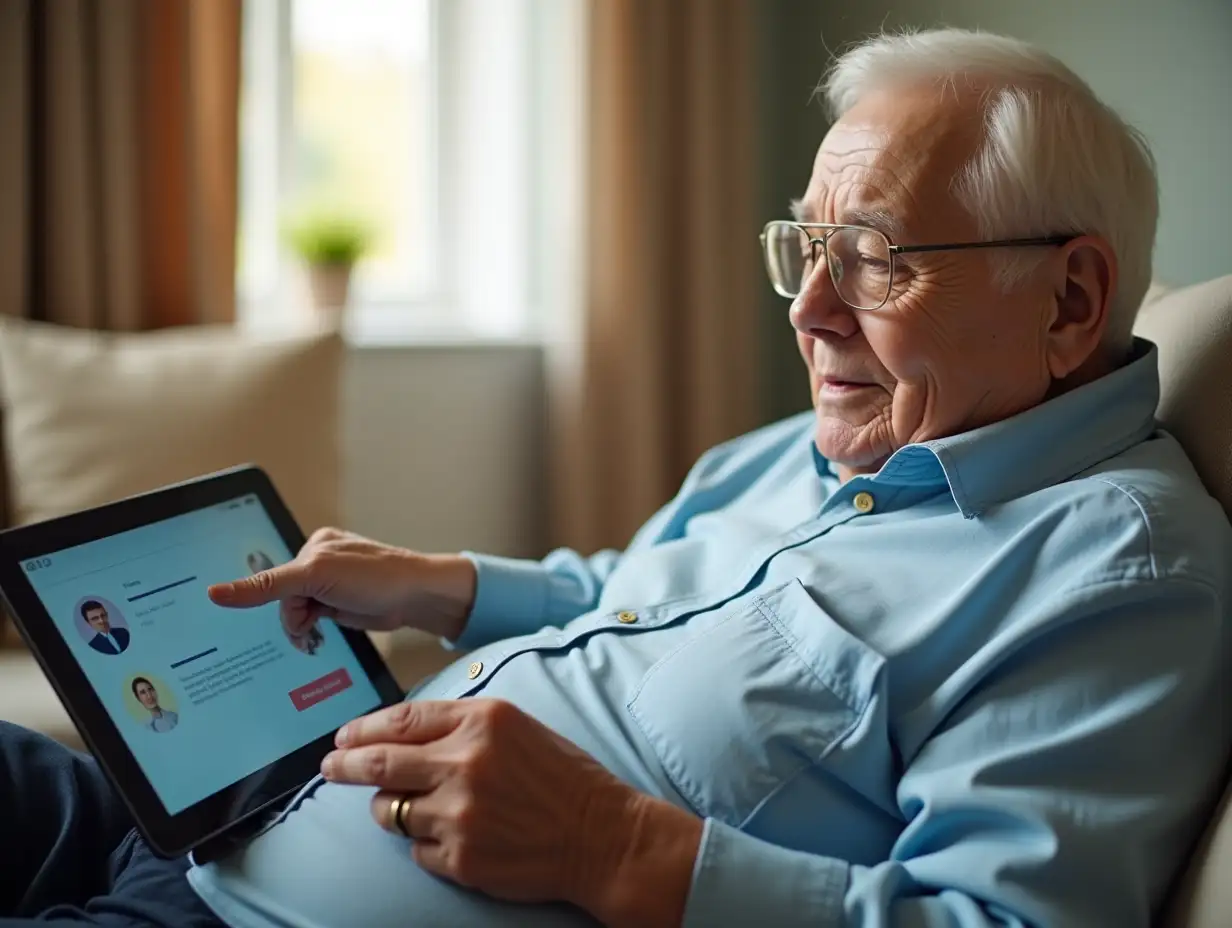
[798,85,984,241]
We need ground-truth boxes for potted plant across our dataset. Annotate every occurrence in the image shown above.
[283,211,371,316]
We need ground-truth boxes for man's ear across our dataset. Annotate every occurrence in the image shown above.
[1044,235,1117,380]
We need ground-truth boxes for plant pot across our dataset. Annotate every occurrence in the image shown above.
[307,262,354,314]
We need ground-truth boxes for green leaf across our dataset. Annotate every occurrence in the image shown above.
[281,211,372,266]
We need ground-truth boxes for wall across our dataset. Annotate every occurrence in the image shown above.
[340,343,547,558]
[753,0,1232,422]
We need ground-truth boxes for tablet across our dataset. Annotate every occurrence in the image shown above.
[0,465,403,860]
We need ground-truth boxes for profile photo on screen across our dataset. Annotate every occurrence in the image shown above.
[286,623,325,656]
[78,599,130,656]
[130,676,179,733]
[246,550,276,574]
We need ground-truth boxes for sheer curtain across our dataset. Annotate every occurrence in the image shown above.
[548,0,762,553]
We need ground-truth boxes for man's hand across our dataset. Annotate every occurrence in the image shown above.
[207,528,477,640]
[323,699,703,927]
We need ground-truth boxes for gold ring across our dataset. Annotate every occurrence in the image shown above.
[390,794,412,838]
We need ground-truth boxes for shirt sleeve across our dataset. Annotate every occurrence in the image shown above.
[451,547,624,648]
[681,578,1229,927]
[450,465,698,649]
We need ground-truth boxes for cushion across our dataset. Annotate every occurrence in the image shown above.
[1135,276,1232,516]
[0,318,342,532]
[1133,274,1232,928]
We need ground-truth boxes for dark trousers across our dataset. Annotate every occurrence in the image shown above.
[0,721,224,927]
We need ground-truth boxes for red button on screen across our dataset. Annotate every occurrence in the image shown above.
[289,667,353,711]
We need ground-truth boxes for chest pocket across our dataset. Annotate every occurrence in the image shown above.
[627,578,884,828]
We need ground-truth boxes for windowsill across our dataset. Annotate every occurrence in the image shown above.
[237,303,542,351]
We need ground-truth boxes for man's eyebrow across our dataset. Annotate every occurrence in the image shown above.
[840,207,904,239]
[788,200,903,239]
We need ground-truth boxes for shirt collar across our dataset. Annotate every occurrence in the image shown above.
[820,338,1161,518]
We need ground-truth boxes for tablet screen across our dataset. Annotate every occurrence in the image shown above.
[22,493,382,815]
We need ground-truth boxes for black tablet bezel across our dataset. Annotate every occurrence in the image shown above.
[0,465,404,858]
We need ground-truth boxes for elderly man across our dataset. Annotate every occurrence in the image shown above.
[4,27,1229,928]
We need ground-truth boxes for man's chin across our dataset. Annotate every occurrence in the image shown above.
[812,415,887,474]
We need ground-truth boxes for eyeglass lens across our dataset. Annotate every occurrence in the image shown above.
[764,224,892,310]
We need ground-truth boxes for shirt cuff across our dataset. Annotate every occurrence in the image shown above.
[683,819,849,928]
[448,553,552,650]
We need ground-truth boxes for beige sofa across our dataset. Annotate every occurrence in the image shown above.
[0,277,1229,924]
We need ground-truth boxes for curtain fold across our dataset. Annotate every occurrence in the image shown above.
[549,0,761,553]
[0,0,241,331]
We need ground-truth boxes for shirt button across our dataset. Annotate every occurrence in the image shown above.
[616,611,638,624]
[853,491,876,514]
[467,661,483,679]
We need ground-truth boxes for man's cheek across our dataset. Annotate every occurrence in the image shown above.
[888,379,940,444]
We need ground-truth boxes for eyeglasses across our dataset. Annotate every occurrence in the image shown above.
[760,221,1075,311]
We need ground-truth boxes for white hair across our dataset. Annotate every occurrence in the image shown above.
[823,28,1158,356]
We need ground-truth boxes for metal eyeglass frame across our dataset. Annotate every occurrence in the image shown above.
[760,220,1076,310]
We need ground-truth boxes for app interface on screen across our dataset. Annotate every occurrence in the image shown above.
[23,495,382,814]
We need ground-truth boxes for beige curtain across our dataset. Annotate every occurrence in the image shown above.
[549,0,761,553]
[0,0,241,330]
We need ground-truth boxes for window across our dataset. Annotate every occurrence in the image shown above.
[238,0,577,339]
[290,0,433,302]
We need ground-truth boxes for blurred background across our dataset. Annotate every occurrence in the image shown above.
[0,0,1230,723]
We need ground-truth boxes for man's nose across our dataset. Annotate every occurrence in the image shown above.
[788,261,859,340]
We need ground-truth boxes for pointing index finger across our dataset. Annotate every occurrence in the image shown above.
[207,565,302,608]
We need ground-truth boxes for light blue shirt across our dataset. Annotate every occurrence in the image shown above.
[148,709,179,733]
[191,340,1231,927]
